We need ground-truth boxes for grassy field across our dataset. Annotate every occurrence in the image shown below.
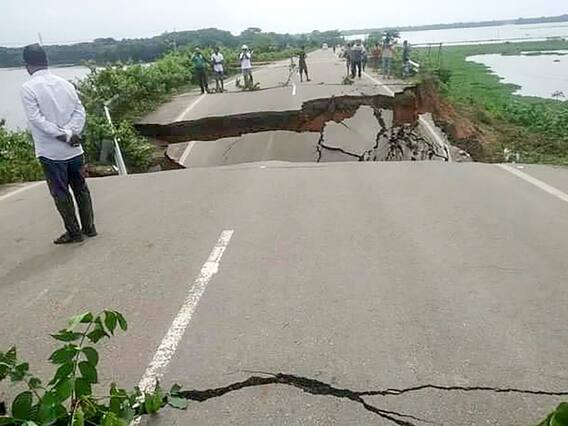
[415,40,568,164]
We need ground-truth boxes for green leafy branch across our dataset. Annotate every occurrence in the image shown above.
[0,311,179,426]
[1,311,566,425]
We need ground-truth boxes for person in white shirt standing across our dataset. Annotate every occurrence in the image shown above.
[210,46,225,93]
[239,45,254,89]
[21,44,97,245]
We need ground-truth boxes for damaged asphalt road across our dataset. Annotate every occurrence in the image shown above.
[3,51,568,426]
[135,48,457,168]
[151,99,453,168]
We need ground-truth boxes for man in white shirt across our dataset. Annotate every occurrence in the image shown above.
[21,44,97,245]
[210,47,225,93]
[239,45,254,88]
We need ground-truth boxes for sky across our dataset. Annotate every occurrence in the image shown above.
[0,0,566,46]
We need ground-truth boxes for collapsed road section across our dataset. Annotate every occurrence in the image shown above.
[135,87,470,168]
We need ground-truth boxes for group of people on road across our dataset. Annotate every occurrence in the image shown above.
[191,44,255,94]
[192,44,317,93]
[16,39,412,246]
[340,38,412,80]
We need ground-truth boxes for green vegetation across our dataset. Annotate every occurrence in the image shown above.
[0,121,43,185]
[537,404,568,426]
[416,40,568,163]
[0,42,301,184]
[0,28,342,68]
[0,311,193,425]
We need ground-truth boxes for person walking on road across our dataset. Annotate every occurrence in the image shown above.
[210,46,225,92]
[350,40,365,79]
[298,46,311,82]
[382,40,394,79]
[20,44,96,245]
[239,45,254,88]
[191,48,209,94]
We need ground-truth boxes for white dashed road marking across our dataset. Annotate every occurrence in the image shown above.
[137,229,235,393]
[498,164,568,204]
[178,141,197,166]
[362,71,395,96]
[0,181,44,203]
[175,93,207,122]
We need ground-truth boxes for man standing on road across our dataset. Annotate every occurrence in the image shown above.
[191,47,209,94]
[298,46,311,82]
[21,44,96,245]
[210,47,225,92]
[350,40,365,79]
[239,45,254,88]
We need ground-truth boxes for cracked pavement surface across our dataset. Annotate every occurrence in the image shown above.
[2,51,568,425]
[3,163,563,425]
[164,106,450,167]
[142,50,450,168]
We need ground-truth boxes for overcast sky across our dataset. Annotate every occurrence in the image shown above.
[0,0,566,46]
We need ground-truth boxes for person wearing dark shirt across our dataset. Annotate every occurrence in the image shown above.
[350,40,365,79]
[298,46,311,82]
[191,48,209,94]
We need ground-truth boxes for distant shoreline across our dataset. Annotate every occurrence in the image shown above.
[342,14,568,36]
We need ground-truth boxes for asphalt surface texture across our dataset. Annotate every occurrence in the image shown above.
[2,162,568,425]
[2,49,568,425]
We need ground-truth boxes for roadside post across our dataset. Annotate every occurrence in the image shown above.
[103,96,128,176]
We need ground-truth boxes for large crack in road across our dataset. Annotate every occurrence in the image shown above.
[135,88,466,168]
[171,371,568,425]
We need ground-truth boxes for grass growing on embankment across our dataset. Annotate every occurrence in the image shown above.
[415,40,568,164]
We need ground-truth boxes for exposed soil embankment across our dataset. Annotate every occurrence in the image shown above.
[416,79,487,161]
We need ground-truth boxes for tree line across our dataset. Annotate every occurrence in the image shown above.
[0,28,344,68]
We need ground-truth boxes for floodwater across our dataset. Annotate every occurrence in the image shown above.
[0,66,90,130]
[347,21,568,45]
[467,51,568,100]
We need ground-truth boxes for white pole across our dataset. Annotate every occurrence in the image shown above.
[104,105,128,176]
